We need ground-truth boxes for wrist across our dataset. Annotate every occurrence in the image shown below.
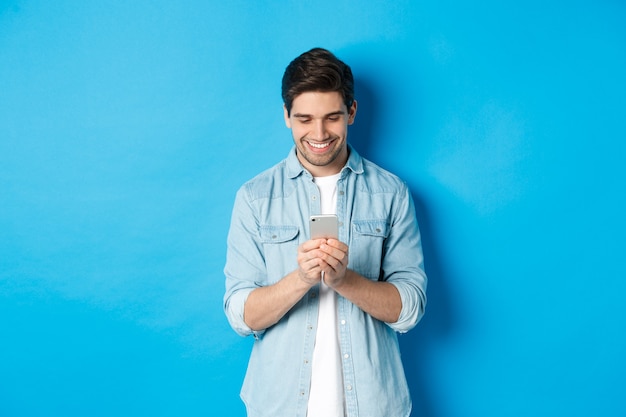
[331,269,356,293]
[293,269,318,291]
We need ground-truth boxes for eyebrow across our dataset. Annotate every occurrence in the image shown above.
[293,110,346,119]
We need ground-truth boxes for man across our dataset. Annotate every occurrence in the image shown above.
[224,47,427,417]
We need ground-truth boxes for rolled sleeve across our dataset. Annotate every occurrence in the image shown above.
[223,186,267,339]
[388,273,427,333]
[223,286,265,338]
[383,184,428,333]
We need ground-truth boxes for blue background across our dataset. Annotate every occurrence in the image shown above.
[1,1,625,416]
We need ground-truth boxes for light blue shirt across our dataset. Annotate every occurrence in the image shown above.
[224,146,427,417]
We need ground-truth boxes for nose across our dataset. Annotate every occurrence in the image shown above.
[311,120,329,141]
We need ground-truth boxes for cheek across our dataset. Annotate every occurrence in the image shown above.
[297,126,316,139]
[331,127,347,139]
[292,127,306,139]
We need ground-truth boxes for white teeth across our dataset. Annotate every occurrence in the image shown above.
[309,142,330,149]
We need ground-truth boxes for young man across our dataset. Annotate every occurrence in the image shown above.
[224,48,427,417]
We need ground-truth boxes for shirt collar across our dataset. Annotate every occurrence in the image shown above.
[285,144,364,179]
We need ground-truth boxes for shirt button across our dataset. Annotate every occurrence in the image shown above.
[341,320,346,325]
[344,353,350,359]
[312,195,317,200]
[311,292,317,298]
[339,191,344,196]
[346,385,353,391]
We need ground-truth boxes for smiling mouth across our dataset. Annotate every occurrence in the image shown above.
[308,141,331,149]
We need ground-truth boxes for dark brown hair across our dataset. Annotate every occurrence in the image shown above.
[281,48,354,116]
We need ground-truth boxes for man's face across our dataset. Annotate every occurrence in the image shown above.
[284,91,357,177]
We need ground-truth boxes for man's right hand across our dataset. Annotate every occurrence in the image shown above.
[297,239,326,286]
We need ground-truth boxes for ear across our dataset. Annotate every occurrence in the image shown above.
[347,100,358,125]
[283,105,292,128]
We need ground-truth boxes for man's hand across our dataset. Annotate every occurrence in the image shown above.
[298,239,348,288]
[312,239,402,323]
[297,239,325,286]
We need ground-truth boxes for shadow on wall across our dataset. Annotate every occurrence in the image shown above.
[403,190,456,417]
[351,76,456,417]
[349,77,376,155]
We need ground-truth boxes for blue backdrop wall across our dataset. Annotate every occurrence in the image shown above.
[1,1,625,416]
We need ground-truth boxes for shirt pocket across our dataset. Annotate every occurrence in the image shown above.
[259,225,300,284]
[350,219,389,280]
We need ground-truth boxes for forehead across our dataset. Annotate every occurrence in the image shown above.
[290,91,346,116]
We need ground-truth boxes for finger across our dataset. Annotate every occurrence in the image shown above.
[299,258,323,277]
[298,246,324,265]
[300,239,326,252]
[299,256,322,272]
[319,244,348,265]
[325,239,348,252]
[317,256,345,278]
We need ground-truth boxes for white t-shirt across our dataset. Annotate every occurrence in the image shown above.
[307,173,345,417]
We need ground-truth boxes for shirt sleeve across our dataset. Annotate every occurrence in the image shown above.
[223,185,266,339]
[383,183,428,333]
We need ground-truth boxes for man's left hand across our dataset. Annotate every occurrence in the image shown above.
[317,239,349,288]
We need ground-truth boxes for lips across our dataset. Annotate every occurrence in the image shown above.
[305,139,334,153]
[308,141,330,149]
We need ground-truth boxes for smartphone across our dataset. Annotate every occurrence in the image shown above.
[310,214,338,239]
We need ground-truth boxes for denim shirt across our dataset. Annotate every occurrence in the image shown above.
[224,146,427,417]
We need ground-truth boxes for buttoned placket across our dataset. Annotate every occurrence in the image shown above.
[299,170,360,416]
[339,296,357,416]
[296,173,323,415]
[298,286,320,414]
[336,172,359,416]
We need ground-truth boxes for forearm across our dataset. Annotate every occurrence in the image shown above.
[332,269,402,324]
[243,270,313,331]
